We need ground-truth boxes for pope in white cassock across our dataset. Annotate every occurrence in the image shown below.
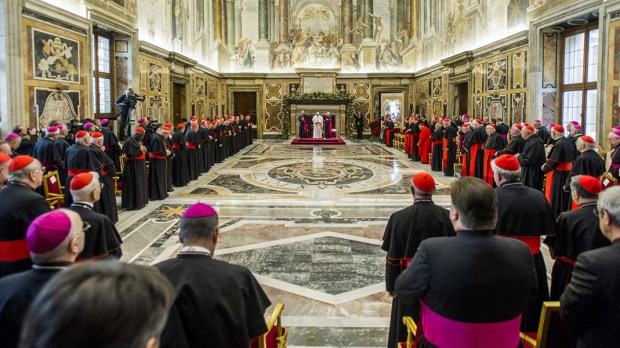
[312,112,323,138]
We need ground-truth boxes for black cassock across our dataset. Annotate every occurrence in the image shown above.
[206,128,216,169]
[89,145,118,224]
[566,150,605,187]
[64,144,103,207]
[536,127,550,144]
[497,135,525,156]
[155,254,271,348]
[0,183,50,279]
[543,137,578,218]
[121,136,148,210]
[185,130,201,181]
[519,136,547,191]
[567,135,580,159]
[165,136,173,192]
[609,146,620,180]
[381,201,455,348]
[410,123,421,161]
[69,204,123,261]
[147,134,169,201]
[495,182,555,331]
[0,266,65,347]
[430,129,443,172]
[198,127,210,173]
[443,125,457,176]
[549,203,611,301]
[33,137,63,174]
[171,130,189,187]
[54,137,70,185]
[101,127,122,172]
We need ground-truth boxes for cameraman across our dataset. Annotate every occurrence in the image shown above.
[12,125,39,156]
[116,87,144,140]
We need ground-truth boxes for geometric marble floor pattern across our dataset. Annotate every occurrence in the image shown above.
[117,139,456,347]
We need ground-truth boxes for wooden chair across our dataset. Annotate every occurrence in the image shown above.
[520,301,576,348]
[42,170,64,207]
[113,154,126,195]
[251,303,287,348]
[399,316,418,348]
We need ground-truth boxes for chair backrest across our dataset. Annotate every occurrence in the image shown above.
[521,301,576,348]
[402,316,418,348]
[43,170,63,196]
[119,154,127,174]
[251,303,287,348]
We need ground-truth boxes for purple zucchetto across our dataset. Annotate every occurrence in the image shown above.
[612,129,620,137]
[101,118,109,125]
[182,203,217,219]
[83,122,94,129]
[5,133,19,140]
[614,125,620,130]
[26,210,73,254]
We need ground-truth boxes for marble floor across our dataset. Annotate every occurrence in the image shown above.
[117,139,552,347]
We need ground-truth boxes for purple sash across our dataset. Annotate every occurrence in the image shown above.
[421,302,521,348]
[501,134,507,140]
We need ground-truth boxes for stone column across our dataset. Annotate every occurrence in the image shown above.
[215,0,223,41]
[343,0,353,44]
[410,0,418,40]
[1,0,25,133]
[389,0,396,40]
[269,0,276,42]
[255,0,273,71]
[222,0,228,46]
[279,0,288,45]
[226,0,235,50]
[363,0,373,39]
[258,0,268,40]
[235,0,243,41]
[397,0,405,33]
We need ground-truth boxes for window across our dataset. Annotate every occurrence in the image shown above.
[92,32,113,118]
[560,25,599,139]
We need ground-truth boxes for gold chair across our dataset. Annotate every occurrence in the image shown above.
[399,316,418,348]
[520,301,575,348]
[113,154,127,195]
[454,139,463,176]
[42,170,64,207]
[601,172,618,188]
[252,303,287,348]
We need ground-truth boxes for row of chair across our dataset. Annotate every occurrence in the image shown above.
[399,302,574,348]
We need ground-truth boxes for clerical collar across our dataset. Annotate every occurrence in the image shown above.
[414,199,433,203]
[579,202,598,208]
[179,246,212,257]
[33,262,72,270]
[500,182,521,187]
[9,181,33,190]
[72,202,94,209]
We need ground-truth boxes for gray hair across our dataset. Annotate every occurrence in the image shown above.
[598,186,620,227]
[570,175,599,200]
[576,137,596,151]
[69,172,100,203]
[8,159,40,182]
[491,159,521,182]
[180,214,219,242]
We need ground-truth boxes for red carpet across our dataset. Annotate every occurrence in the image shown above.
[291,137,346,145]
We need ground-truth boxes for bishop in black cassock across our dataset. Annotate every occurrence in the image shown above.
[442,120,457,176]
[565,136,605,189]
[121,128,148,210]
[430,124,444,172]
[63,132,103,207]
[147,130,170,201]
[89,133,118,224]
[154,203,271,348]
[497,125,525,156]
[494,154,555,331]
[382,173,455,348]
[54,130,71,185]
[482,125,507,186]
[185,123,201,181]
[518,126,547,191]
[171,125,189,187]
[101,120,122,172]
[32,127,63,174]
[548,175,610,301]
[543,126,578,218]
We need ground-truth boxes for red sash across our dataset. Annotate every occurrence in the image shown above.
[126,153,146,160]
[149,153,167,160]
[545,162,572,203]
[171,144,181,149]
[0,239,30,261]
[442,138,449,168]
[187,143,197,149]
[386,256,413,272]
[559,256,576,266]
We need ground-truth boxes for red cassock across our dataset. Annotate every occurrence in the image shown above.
[418,127,432,164]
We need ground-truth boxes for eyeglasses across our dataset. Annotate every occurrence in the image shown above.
[36,166,46,173]
[99,183,104,190]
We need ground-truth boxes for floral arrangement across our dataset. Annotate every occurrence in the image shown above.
[369,120,381,137]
